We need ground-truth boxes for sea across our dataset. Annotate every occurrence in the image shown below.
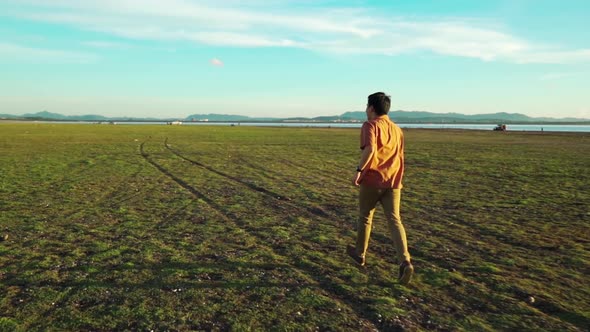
[133,122,590,132]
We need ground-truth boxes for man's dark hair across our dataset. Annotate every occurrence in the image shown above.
[368,92,391,116]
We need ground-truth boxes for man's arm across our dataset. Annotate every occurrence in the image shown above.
[358,145,374,171]
[352,145,374,186]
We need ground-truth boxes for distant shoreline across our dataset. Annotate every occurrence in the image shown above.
[2,118,590,125]
[2,120,590,133]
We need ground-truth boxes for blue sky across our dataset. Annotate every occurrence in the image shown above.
[1,0,589,119]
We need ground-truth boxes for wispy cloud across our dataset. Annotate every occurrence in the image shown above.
[539,72,577,81]
[0,42,99,63]
[516,49,590,64]
[210,58,224,67]
[81,40,130,49]
[3,0,590,64]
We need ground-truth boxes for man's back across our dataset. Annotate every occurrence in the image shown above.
[360,115,404,189]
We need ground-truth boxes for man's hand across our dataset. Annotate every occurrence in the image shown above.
[352,171,362,186]
[354,146,373,186]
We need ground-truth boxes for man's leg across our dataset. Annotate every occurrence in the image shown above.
[380,188,411,263]
[381,188,413,284]
[355,185,381,259]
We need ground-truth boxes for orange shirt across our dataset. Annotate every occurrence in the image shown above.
[359,115,405,189]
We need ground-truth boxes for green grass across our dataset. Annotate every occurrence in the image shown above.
[1,123,589,331]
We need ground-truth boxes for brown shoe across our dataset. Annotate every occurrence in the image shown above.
[398,261,414,285]
[346,245,365,266]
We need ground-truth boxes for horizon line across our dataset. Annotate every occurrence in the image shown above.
[1,110,589,121]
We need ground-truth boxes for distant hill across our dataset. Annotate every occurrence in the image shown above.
[21,111,110,121]
[1,111,172,122]
[184,113,279,122]
[1,110,588,123]
[185,113,252,121]
[337,111,587,123]
[0,113,19,119]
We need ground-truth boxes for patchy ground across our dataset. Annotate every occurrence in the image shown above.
[0,124,588,331]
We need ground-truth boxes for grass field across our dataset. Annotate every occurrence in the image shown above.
[0,123,588,331]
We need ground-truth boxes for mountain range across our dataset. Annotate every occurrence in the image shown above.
[0,110,588,124]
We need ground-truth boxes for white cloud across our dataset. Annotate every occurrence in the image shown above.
[81,40,130,49]
[3,0,590,64]
[539,72,577,81]
[0,42,98,63]
[210,58,223,67]
[515,49,590,64]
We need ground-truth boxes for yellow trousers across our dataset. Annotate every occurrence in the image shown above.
[355,185,411,263]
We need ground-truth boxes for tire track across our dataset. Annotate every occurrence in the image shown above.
[164,138,289,200]
[234,155,349,203]
[140,140,401,331]
[233,144,343,184]
[59,163,149,223]
[164,138,332,218]
[163,138,366,266]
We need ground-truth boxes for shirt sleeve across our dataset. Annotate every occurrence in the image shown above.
[360,122,376,150]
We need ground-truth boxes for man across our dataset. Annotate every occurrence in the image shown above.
[347,92,414,285]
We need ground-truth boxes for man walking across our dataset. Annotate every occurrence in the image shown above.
[347,92,414,285]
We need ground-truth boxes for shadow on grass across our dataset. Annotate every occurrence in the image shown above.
[371,215,590,331]
[3,258,390,292]
[139,140,410,330]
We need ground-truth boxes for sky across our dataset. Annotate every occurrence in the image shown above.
[0,0,589,119]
